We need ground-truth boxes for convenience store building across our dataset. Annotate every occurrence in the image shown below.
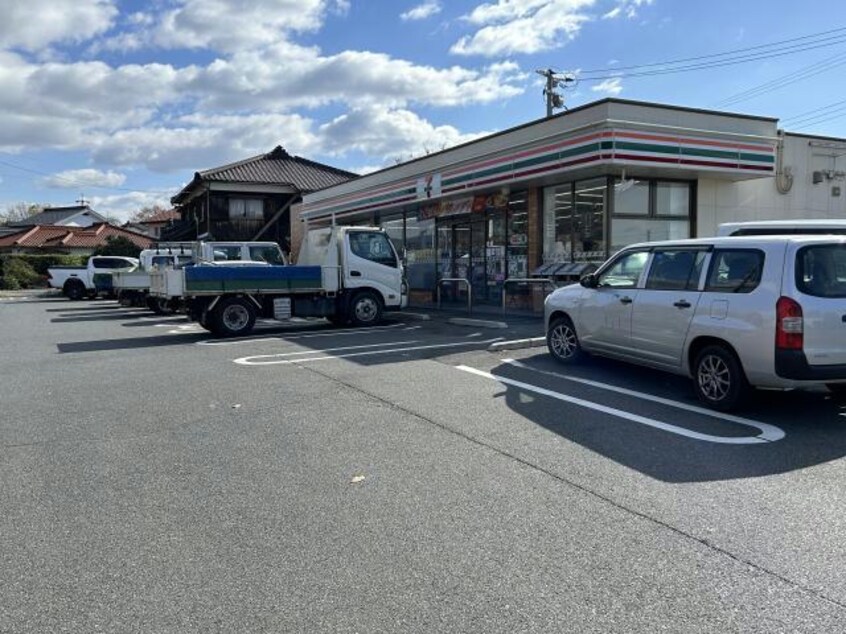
[297,98,846,311]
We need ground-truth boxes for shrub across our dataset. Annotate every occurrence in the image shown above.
[0,258,40,289]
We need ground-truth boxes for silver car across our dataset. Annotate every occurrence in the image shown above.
[544,236,846,410]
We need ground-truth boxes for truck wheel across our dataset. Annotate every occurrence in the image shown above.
[211,297,257,337]
[63,279,86,301]
[147,297,174,315]
[349,291,383,327]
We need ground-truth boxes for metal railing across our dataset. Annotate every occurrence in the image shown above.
[501,277,557,313]
[437,277,472,314]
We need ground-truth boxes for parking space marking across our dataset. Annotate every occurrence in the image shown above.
[456,365,785,445]
[235,338,502,366]
[196,323,411,346]
[502,359,786,440]
[234,340,420,363]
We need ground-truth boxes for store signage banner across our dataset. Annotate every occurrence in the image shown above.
[418,196,473,220]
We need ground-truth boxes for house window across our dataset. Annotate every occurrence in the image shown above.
[229,198,264,220]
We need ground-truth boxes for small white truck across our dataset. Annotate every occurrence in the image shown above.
[48,256,139,300]
[115,241,286,314]
[112,244,195,313]
[149,226,406,337]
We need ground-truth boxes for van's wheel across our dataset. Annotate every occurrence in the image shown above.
[349,291,383,327]
[211,297,257,337]
[547,316,584,365]
[693,345,748,411]
[63,279,85,301]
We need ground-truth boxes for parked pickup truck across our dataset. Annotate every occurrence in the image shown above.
[149,226,406,337]
[48,256,139,300]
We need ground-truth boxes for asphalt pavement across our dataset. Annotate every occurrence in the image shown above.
[1,296,845,632]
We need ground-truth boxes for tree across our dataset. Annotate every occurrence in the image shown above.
[0,202,44,226]
[92,236,142,258]
[129,204,169,223]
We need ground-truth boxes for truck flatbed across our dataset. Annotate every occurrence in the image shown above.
[183,265,325,295]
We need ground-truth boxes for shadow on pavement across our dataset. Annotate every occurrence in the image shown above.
[490,353,846,483]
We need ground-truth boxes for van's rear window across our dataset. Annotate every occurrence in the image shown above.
[796,245,846,298]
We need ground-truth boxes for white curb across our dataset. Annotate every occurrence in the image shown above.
[448,317,508,329]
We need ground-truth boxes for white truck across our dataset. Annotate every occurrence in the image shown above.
[114,241,286,313]
[149,226,407,337]
[48,256,139,301]
[113,244,194,313]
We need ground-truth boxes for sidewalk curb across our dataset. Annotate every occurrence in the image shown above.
[488,336,546,352]
[448,317,508,329]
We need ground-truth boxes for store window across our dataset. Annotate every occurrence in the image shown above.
[507,191,529,278]
[611,178,692,253]
[543,183,573,263]
[573,179,607,262]
[405,214,436,293]
[379,213,405,256]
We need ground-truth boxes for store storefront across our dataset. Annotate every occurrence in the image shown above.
[298,98,787,313]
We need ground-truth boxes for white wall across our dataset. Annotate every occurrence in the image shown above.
[697,134,846,236]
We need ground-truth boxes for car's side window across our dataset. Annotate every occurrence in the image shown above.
[597,251,649,289]
[646,250,707,291]
[705,249,764,293]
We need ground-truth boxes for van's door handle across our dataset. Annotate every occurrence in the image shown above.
[350,270,362,277]
[619,296,633,305]
[673,300,692,309]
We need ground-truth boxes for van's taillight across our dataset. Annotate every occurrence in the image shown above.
[776,296,804,350]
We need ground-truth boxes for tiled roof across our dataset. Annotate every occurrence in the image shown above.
[172,146,358,204]
[0,223,152,249]
[7,205,107,227]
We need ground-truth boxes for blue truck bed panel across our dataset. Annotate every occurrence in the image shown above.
[185,265,324,293]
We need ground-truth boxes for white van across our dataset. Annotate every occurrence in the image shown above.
[544,235,846,410]
[717,219,846,237]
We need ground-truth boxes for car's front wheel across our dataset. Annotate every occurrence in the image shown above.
[546,316,584,365]
[693,345,748,411]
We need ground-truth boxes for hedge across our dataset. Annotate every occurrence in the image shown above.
[0,254,87,289]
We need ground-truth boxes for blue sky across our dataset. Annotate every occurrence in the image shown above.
[1,0,844,221]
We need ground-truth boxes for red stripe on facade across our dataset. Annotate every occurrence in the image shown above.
[613,130,773,152]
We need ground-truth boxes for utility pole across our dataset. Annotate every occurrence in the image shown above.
[535,68,575,118]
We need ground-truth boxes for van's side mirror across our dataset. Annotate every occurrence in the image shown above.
[580,273,598,288]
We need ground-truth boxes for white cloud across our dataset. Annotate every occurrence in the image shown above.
[401,1,442,21]
[318,106,489,161]
[41,169,126,189]
[603,0,653,19]
[451,0,595,56]
[591,77,623,95]
[89,191,173,223]
[0,0,117,51]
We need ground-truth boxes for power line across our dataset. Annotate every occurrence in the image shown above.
[0,158,174,196]
[577,26,846,75]
[791,110,846,130]
[711,51,846,108]
[781,98,846,124]
[578,36,846,82]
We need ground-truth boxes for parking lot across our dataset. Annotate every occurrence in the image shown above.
[3,296,846,632]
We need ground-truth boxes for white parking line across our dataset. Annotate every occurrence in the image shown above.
[456,365,785,444]
[196,323,412,346]
[234,340,420,363]
[235,338,503,366]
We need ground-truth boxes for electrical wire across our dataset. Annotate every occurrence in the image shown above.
[577,26,846,75]
[0,158,174,196]
[711,51,846,108]
[781,98,846,124]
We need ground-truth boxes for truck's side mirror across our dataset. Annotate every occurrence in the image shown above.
[580,273,598,288]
